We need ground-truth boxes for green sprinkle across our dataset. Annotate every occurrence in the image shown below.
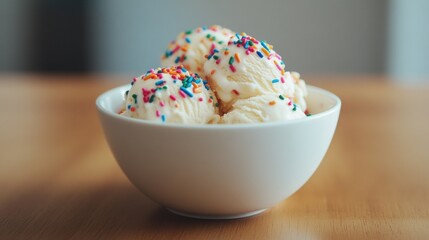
[229,56,234,65]
[163,86,168,90]
[215,102,219,107]
[279,95,285,100]
[206,34,211,39]
[149,94,155,103]
[306,113,312,117]
[132,94,137,104]
[125,90,129,96]
[218,41,224,44]
[213,55,219,60]
[185,30,192,35]
[292,104,297,111]
[249,41,254,46]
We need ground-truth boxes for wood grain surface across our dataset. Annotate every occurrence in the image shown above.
[0,75,428,239]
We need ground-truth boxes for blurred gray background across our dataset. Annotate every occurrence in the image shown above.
[1,0,428,82]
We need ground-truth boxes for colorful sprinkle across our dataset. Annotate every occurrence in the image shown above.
[232,89,240,95]
[180,86,194,97]
[229,56,234,65]
[279,95,285,100]
[156,110,160,117]
[234,53,241,63]
[229,65,236,72]
[292,104,297,111]
[169,95,177,101]
[269,101,276,106]
[256,51,263,58]
[132,94,138,104]
[161,115,166,122]
[272,79,279,83]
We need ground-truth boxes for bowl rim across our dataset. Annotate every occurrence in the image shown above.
[96,84,341,130]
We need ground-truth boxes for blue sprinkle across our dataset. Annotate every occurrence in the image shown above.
[204,84,209,90]
[235,33,240,40]
[161,115,166,122]
[207,54,213,60]
[185,37,191,43]
[213,49,219,53]
[256,51,263,58]
[180,86,194,97]
[272,79,280,83]
[173,80,177,84]
[194,78,201,84]
[127,105,131,109]
[244,41,250,49]
[174,56,180,64]
[155,80,165,86]
[181,67,187,72]
[261,41,270,51]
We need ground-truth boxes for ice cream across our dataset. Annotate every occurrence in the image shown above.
[204,33,297,112]
[221,94,306,124]
[121,66,219,124]
[161,25,234,78]
[290,71,308,112]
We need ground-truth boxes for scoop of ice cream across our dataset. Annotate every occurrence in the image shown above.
[121,66,219,124]
[204,33,296,112]
[221,94,306,124]
[161,25,234,78]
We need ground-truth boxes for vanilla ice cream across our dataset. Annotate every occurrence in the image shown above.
[290,71,308,112]
[204,33,296,112]
[161,25,234,78]
[121,66,219,124]
[221,94,306,124]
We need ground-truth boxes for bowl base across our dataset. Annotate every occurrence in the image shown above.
[167,208,267,220]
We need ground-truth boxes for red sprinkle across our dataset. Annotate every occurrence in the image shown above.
[232,89,240,95]
[169,95,177,101]
[160,101,165,107]
[198,97,203,102]
[229,65,236,72]
[130,107,136,112]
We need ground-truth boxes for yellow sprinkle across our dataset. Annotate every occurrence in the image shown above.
[269,101,276,106]
[261,47,270,57]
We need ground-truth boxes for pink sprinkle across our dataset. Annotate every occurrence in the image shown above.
[179,90,186,98]
[198,97,203,102]
[151,89,156,93]
[245,50,250,55]
[216,59,221,64]
[249,47,255,52]
[157,73,163,78]
[142,88,150,96]
[288,100,292,106]
[172,75,177,79]
[275,53,282,59]
[156,110,160,117]
[268,54,274,60]
[160,101,165,107]
[177,69,182,73]
[172,45,180,54]
[281,76,285,83]
[237,44,242,48]
[133,77,138,82]
[143,96,149,103]
[229,65,236,72]
[169,95,177,101]
[275,64,282,71]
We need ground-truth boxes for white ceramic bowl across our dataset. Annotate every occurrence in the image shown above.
[96,85,341,219]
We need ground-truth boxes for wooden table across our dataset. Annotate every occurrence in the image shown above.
[1,75,428,239]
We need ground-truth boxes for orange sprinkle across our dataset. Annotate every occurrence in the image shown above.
[210,69,216,75]
[192,82,198,88]
[197,67,202,72]
[281,69,285,75]
[234,53,241,63]
[193,88,202,93]
[143,74,152,80]
[224,50,229,56]
[269,101,276,106]
[261,47,270,57]
[181,46,188,52]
